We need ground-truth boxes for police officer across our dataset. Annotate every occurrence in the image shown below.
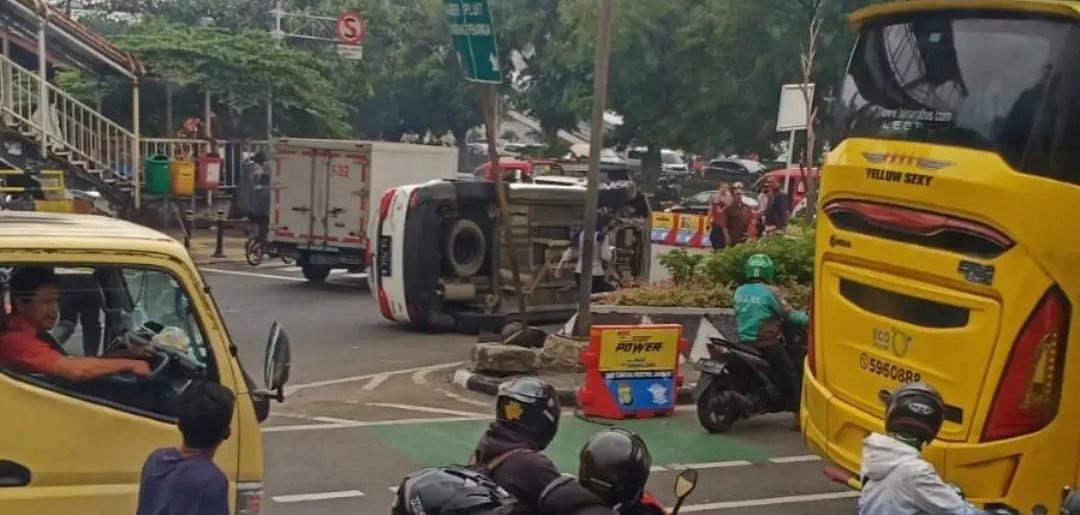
[391,466,517,515]
[539,428,664,515]
[469,377,561,515]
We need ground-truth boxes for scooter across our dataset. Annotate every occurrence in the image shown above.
[693,325,806,433]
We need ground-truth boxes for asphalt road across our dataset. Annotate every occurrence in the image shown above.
[201,259,857,515]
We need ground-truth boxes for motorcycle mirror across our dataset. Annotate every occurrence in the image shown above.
[674,468,698,502]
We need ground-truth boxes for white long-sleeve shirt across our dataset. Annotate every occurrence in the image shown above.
[562,232,612,277]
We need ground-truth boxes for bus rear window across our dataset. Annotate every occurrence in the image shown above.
[838,14,1071,173]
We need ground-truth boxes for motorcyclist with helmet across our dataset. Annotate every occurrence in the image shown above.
[468,377,562,515]
[392,466,517,515]
[733,253,809,417]
[539,428,665,515]
[859,382,988,514]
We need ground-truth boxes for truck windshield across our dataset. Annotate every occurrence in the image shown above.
[837,13,1072,170]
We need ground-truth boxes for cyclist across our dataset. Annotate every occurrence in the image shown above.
[249,152,271,242]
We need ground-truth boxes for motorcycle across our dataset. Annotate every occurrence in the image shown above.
[693,324,806,433]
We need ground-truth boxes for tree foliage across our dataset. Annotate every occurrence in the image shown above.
[64,0,888,152]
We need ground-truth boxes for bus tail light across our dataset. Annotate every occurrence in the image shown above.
[982,288,1069,441]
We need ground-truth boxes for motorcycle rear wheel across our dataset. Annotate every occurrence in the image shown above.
[697,385,738,433]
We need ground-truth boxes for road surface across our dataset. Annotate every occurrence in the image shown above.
[201,259,856,514]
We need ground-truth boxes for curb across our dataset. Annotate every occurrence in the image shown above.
[451,369,695,407]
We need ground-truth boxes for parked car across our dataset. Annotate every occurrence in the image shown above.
[704,158,766,181]
[626,147,690,176]
[750,166,820,214]
[565,144,628,165]
[667,190,760,216]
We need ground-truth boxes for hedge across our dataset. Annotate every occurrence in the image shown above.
[600,223,815,310]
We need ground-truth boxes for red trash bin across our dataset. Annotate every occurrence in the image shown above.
[198,152,223,191]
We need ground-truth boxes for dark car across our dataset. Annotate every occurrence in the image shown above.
[704,158,766,181]
[668,190,760,215]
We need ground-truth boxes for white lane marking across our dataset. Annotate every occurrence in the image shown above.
[412,367,433,386]
[272,490,366,503]
[367,402,487,418]
[362,373,391,391]
[285,361,465,395]
[680,491,859,512]
[262,415,488,433]
[660,457,747,470]
[436,387,492,408]
[271,412,360,425]
[201,267,307,282]
[769,454,821,464]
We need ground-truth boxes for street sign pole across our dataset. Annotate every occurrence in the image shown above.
[576,0,614,337]
[476,83,527,324]
[444,0,527,323]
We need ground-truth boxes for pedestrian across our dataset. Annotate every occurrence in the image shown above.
[724,182,753,245]
[469,377,562,515]
[763,179,791,232]
[137,381,234,515]
[556,212,615,294]
[55,271,102,356]
[708,184,732,250]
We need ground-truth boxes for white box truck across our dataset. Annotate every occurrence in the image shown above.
[268,139,457,281]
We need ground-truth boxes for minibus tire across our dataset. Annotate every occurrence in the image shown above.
[446,218,486,278]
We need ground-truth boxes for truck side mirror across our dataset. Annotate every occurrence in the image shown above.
[263,322,292,402]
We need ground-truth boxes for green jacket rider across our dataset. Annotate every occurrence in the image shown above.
[733,254,808,344]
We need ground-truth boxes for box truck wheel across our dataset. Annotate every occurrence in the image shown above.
[302,264,331,282]
[446,218,486,278]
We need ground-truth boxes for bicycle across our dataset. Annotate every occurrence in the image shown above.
[244,233,294,267]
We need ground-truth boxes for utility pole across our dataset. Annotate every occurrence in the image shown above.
[576,0,614,337]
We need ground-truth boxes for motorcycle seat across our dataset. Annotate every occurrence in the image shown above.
[709,337,766,358]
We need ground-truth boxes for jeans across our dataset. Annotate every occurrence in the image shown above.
[709,225,727,249]
[574,273,615,294]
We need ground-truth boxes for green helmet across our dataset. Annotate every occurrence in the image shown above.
[744,253,775,283]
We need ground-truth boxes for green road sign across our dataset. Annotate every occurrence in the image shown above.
[444,0,502,84]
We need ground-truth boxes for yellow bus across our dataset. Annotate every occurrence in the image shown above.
[801,1,1080,511]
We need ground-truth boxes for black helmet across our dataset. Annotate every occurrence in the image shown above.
[495,377,560,450]
[578,428,652,507]
[1063,489,1080,515]
[885,382,945,449]
[391,466,516,515]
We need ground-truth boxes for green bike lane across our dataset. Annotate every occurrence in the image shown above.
[261,408,856,514]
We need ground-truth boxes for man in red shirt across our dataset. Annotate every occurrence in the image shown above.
[1,267,150,381]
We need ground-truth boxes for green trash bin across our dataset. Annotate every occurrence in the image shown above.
[145,154,171,195]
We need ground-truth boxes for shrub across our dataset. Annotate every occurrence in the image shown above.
[658,248,705,285]
[600,280,809,310]
[602,281,734,308]
[658,224,816,286]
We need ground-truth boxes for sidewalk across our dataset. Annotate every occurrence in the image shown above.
[163,227,249,265]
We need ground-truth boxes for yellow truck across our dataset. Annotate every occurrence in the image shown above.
[0,211,291,514]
